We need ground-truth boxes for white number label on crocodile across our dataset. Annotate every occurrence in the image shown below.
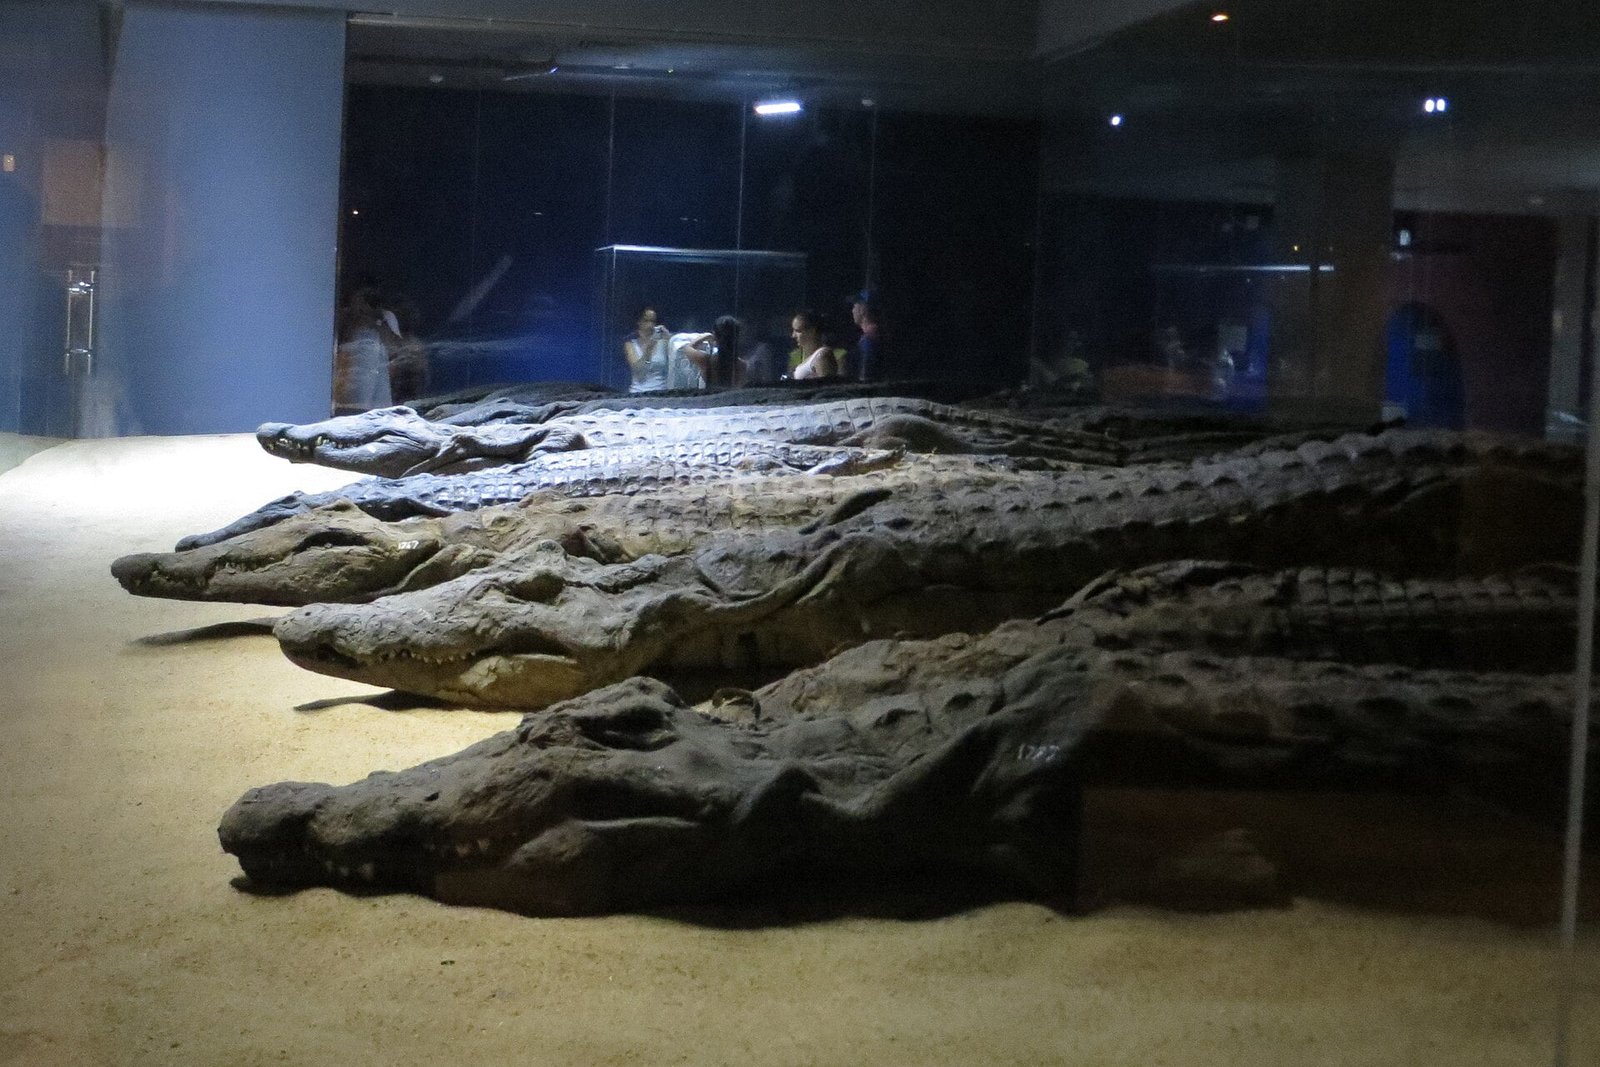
[398,540,421,550]
[1017,743,1061,763]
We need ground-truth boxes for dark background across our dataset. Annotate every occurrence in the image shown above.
[339,85,1041,390]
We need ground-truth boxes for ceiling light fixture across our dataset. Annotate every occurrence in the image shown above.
[1108,113,1124,127]
[1211,12,1230,22]
[754,100,802,116]
[1423,96,1449,114]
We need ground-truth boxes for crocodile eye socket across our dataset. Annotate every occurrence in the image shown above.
[293,530,373,552]
[498,573,566,604]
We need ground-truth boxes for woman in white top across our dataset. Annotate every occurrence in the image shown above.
[333,286,400,413]
[789,309,838,380]
[666,330,710,390]
[623,306,671,393]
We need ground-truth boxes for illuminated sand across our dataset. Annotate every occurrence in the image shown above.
[0,433,1595,1066]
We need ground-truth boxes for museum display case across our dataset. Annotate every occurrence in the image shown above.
[592,244,806,390]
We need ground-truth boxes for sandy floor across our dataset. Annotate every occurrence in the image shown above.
[1,434,1597,1066]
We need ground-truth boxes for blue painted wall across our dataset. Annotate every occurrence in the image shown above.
[96,2,345,435]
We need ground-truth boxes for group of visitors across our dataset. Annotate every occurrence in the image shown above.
[622,308,746,393]
[334,285,887,412]
[624,291,883,394]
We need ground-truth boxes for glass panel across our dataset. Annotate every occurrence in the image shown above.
[343,86,613,393]
[594,245,805,390]
[875,112,1038,385]
[1038,3,1599,1060]
[0,0,106,443]
[474,91,611,384]
[341,84,480,394]
[740,104,875,362]
[608,96,742,251]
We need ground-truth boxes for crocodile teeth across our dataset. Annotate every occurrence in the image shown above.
[358,862,375,882]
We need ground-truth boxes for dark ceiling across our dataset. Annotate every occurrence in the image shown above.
[1040,0,1600,206]
[345,0,1600,203]
[344,12,1039,116]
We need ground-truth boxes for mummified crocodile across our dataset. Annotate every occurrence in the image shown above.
[424,379,972,425]
[112,455,1044,606]
[162,439,900,552]
[271,430,1584,709]
[255,397,1124,477]
[1029,558,1583,673]
[220,572,1589,915]
[404,380,615,421]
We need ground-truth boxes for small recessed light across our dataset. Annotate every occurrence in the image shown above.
[428,73,443,84]
[1423,96,1449,114]
[1211,12,1230,22]
[351,209,360,216]
[754,100,803,116]
[1,154,13,173]
[1108,114,1124,127]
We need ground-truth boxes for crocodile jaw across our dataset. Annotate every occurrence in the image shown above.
[218,731,550,904]
[255,421,319,464]
[218,680,709,914]
[272,585,601,708]
[255,408,447,476]
[111,527,452,606]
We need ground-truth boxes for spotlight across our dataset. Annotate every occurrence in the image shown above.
[1108,114,1124,127]
[754,100,802,116]
[1423,96,1449,114]
[1211,12,1230,22]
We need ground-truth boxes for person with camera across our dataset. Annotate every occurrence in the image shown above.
[623,306,672,393]
[673,315,745,389]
